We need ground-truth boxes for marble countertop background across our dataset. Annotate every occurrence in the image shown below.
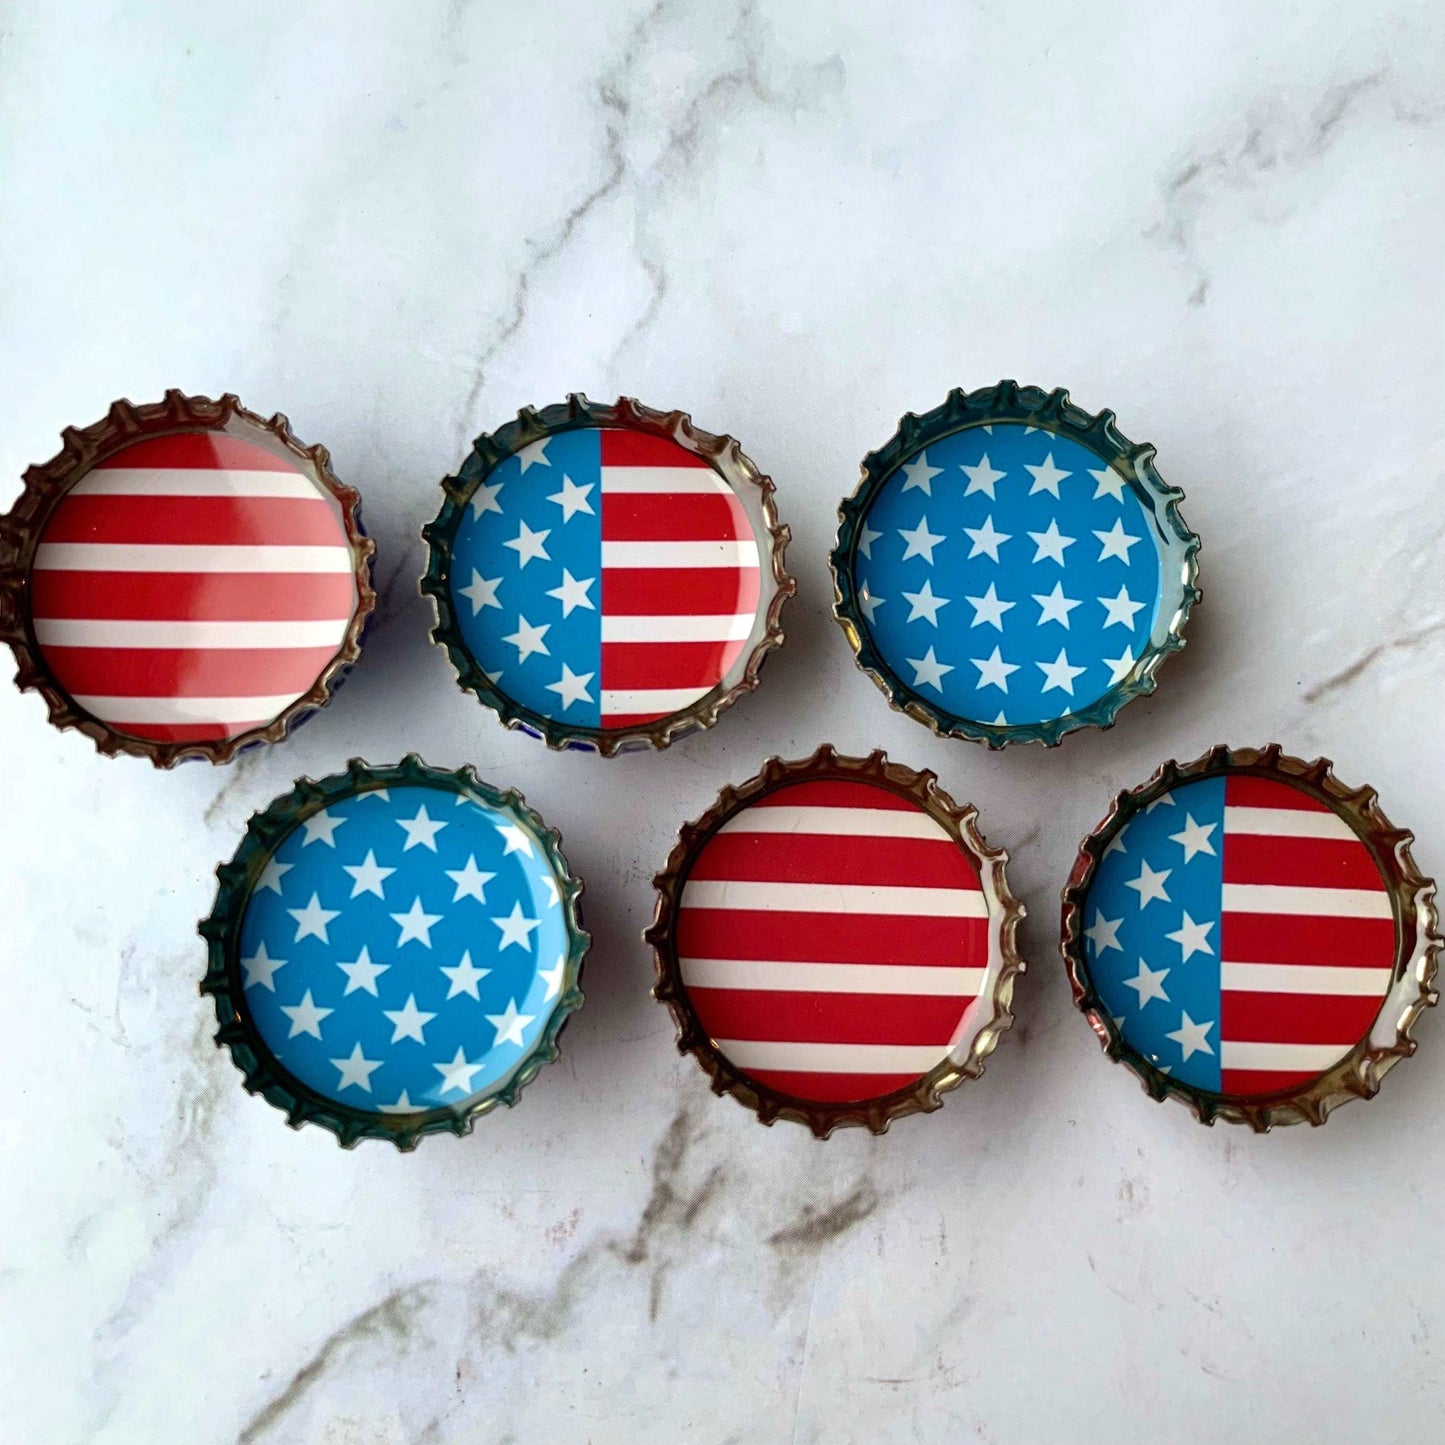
[2,2,1444,1441]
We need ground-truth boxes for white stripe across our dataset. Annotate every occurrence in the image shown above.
[33,618,349,649]
[601,540,759,569]
[72,693,303,725]
[1225,806,1356,841]
[600,612,755,642]
[1220,1041,1355,1071]
[1220,962,1392,996]
[718,805,948,842]
[714,1040,952,1074]
[601,466,730,495]
[33,543,355,574]
[682,880,987,918]
[601,686,711,713]
[681,958,985,996]
[74,468,321,499]
[1222,882,1392,919]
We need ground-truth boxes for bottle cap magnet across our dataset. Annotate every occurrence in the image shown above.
[648,746,1025,1136]
[423,395,794,755]
[200,755,587,1148]
[0,391,374,765]
[1062,745,1439,1129]
[832,381,1199,748]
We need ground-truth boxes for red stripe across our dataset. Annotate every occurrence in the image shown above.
[742,1069,921,1103]
[687,988,971,1046]
[599,430,711,467]
[1224,775,1331,811]
[601,639,746,690]
[29,571,357,621]
[111,720,263,742]
[600,492,746,540]
[94,432,303,472]
[1222,834,1386,890]
[1221,990,1386,1045]
[687,833,978,889]
[1220,1068,1324,1096]
[45,645,340,697]
[677,909,987,967]
[42,495,347,547]
[602,711,681,728]
[602,566,761,616]
[754,780,917,812]
[1220,913,1396,968]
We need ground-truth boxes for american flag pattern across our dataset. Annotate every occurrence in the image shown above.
[1084,772,1397,1095]
[447,427,763,731]
[676,778,992,1103]
[30,430,358,743]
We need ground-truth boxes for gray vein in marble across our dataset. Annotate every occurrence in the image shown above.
[1302,615,1445,704]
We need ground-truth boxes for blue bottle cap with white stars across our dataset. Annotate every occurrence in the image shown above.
[422,395,794,756]
[832,382,1200,748]
[199,755,588,1148]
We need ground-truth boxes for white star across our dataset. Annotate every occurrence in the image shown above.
[301,809,345,848]
[504,519,551,567]
[360,789,390,802]
[502,614,550,662]
[1166,1011,1215,1062]
[433,1046,483,1097]
[493,901,541,952]
[1024,452,1072,497]
[902,578,951,626]
[396,804,448,853]
[900,450,942,494]
[469,480,504,519]
[1094,518,1142,564]
[1166,911,1215,961]
[1037,647,1087,696]
[906,645,954,692]
[517,437,551,471]
[963,515,1011,562]
[1123,959,1171,1008]
[1033,581,1082,629]
[970,646,1019,694]
[857,583,885,623]
[1104,830,1128,858]
[1028,519,1076,566]
[1125,859,1172,908]
[546,663,595,710]
[497,823,534,858]
[440,949,491,1000]
[1102,648,1137,685]
[458,570,502,615]
[857,524,882,560]
[342,849,395,899]
[1084,913,1123,954]
[378,1091,422,1115]
[546,568,595,616]
[547,473,595,522]
[256,858,293,896]
[898,516,946,563]
[1169,814,1218,863]
[445,854,496,903]
[486,997,536,1049]
[383,993,438,1045]
[280,989,334,1040]
[965,581,1014,631]
[241,941,287,991]
[337,945,389,996]
[961,453,1006,498]
[331,1041,383,1093]
[1098,584,1144,630]
[287,892,339,943]
[542,876,560,908]
[391,896,443,949]
[538,952,567,1001]
[1090,466,1127,501]
[991,710,1008,726]
[1144,792,1177,813]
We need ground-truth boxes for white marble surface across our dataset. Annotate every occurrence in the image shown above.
[2,2,1445,1440]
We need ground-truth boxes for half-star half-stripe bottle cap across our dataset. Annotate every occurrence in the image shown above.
[199,755,588,1149]
[422,395,794,755]
[1062,745,1440,1129]
[647,745,1026,1136]
[0,391,374,765]
[832,381,1200,748]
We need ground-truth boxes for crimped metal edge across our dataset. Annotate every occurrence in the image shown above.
[646,744,1027,1138]
[421,394,796,756]
[198,753,589,1150]
[830,380,1201,749]
[1060,743,1440,1130]
[0,390,376,768]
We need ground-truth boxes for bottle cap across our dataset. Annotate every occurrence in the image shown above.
[0,391,374,765]
[831,381,1199,747]
[199,755,587,1148]
[647,745,1025,1136]
[422,395,794,755]
[1062,744,1440,1129]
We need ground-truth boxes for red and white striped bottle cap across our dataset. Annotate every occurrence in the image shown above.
[0,392,374,765]
[648,746,1026,1136]
[1062,745,1440,1129]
